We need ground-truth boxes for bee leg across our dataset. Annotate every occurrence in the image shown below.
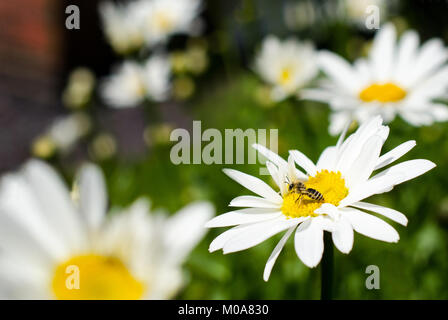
[295,194,303,206]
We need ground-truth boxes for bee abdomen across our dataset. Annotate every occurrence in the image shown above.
[305,188,324,201]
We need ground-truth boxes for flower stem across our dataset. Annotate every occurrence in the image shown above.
[321,231,333,300]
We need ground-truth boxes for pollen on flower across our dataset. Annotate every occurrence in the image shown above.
[52,254,145,300]
[279,67,293,85]
[281,170,348,218]
[359,82,407,103]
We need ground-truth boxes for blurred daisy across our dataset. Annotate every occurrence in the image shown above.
[304,23,448,135]
[101,55,171,108]
[206,116,435,280]
[255,35,318,102]
[99,1,145,55]
[137,0,202,48]
[0,160,213,299]
[32,113,91,158]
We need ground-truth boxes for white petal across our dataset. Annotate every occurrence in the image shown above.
[223,169,282,202]
[0,174,68,260]
[252,144,288,168]
[0,258,50,299]
[318,50,360,92]
[336,115,385,174]
[371,159,436,187]
[314,203,339,220]
[263,227,295,281]
[342,208,399,243]
[205,208,282,228]
[294,218,324,268]
[164,201,215,264]
[266,161,282,191]
[394,30,419,83]
[222,218,300,254]
[332,218,353,254]
[23,160,85,251]
[345,134,383,189]
[209,225,251,252]
[429,104,448,122]
[374,140,416,170]
[76,164,107,232]
[317,146,338,171]
[287,154,308,181]
[329,112,352,136]
[350,201,408,226]
[370,23,396,82]
[339,171,403,207]
[0,210,57,269]
[407,39,448,86]
[229,195,282,208]
[289,150,317,176]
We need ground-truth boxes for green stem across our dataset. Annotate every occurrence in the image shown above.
[321,231,334,300]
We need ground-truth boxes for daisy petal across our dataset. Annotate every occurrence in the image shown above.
[208,224,254,252]
[229,195,281,208]
[289,150,317,176]
[374,140,416,170]
[332,218,353,254]
[317,146,338,171]
[76,164,107,232]
[205,208,282,228]
[372,159,436,186]
[345,134,383,189]
[263,227,295,281]
[370,23,396,81]
[223,169,282,202]
[351,202,408,226]
[23,160,85,251]
[266,161,282,191]
[318,51,360,92]
[294,218,324,268]
[223,218,300,254]
[342,208,399,243]
[252,144,288,168]
[339,171,403,207]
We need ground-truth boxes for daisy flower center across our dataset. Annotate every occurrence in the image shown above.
[52,254,145,300]
[281,170,348,218]
[279,67,293,85]
[359,82,407,103]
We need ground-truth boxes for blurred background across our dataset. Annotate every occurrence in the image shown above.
[1,0,448,299]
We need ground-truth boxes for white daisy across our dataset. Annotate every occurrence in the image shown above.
[99,1,145,55]
[206,116,435,281]
[255,35,318,102]
[136,0,202,48]
[0,160,213,299]
[101,55,171,108]
[303,23,448,135]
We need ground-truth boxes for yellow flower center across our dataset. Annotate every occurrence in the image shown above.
[281,170,348,218]
[359,82,407,103]
[279,67,293,85]
[52,254,145,300]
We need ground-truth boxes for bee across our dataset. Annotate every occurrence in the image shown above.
[285,177,324,205]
